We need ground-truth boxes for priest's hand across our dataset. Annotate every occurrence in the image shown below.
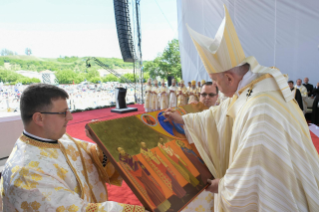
[206,178,220,193]
[163,108,184,124]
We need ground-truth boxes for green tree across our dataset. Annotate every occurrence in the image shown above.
[74,73,86,84]
[87,69,100,79]
[88,76,102,83]
[143,72,150,82]
[55,70,76,84]
[144,39,181,80]
[103,74,119,82]
[30,78,41,83]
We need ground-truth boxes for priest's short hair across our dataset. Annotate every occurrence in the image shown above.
[20,84,69,125]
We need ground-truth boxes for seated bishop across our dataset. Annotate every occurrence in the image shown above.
[0,84,145,212]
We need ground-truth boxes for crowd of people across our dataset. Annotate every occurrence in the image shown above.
[288,77,319,124]
[0,82,136,114]
[145,76,319,125]
[144,79,226,112]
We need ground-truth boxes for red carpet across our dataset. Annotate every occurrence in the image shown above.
[67,104,145,143]
[66,105,319,206]
[310,131,319,151]
[66,104,144,205]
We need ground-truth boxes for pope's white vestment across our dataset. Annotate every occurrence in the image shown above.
[0,133,144,212]
[183,63,319,211]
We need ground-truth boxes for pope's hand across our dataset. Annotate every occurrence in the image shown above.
[163,108,184,124]
[205,178,219,193]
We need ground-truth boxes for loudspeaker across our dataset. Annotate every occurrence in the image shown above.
[115,87,127,109]
[114,0,135,62]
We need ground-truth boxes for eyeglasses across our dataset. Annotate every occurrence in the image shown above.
[40,110,70,117]
[200,93,217,98]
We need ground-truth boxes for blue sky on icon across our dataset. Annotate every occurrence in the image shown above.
[0,0,178,60]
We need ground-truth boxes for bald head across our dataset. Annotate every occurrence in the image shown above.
[304,77,309,84]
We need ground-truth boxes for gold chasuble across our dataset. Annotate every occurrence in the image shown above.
[0,134,144,212]
[184,5,319,212]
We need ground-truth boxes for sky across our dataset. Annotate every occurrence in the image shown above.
[0,0,178,61]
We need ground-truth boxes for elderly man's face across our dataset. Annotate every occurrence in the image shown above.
[304,78,309,84]
[296,79,302,86]
[172,82,176,86]
[199,84,218,107]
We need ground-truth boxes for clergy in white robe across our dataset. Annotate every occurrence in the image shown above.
[288,80,304,111]
[168,79,177,108]
[295,79,308,114]
[187,80,198,104]
[177,80,188,107]
[159,79,169,110]
[144,79,152,112]
[151,80,159,111]
[165,6,319,211]
[196,81,202,99]
[0,84,144,212]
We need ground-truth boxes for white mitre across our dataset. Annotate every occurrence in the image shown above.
[186,5,293,102]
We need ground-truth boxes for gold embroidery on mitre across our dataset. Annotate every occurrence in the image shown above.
[187,5,246,74]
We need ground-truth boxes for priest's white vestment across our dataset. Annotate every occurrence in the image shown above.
[0,134,144,212]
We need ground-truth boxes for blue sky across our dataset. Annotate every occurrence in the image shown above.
[0,0,178,60]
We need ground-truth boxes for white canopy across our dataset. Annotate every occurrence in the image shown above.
[177,0,319,85]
